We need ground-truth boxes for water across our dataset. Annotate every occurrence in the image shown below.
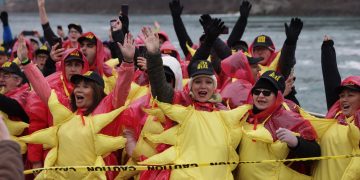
[3,13,360,114]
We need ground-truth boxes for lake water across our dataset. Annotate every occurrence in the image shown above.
[3,13,360,114]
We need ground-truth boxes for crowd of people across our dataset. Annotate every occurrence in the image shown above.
[0,0,359,179]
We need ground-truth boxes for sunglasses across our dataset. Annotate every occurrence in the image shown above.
[252,89,272,96]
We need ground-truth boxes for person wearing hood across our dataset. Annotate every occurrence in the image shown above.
[236,70,320,180]
[37,0,82,49]
[78,32,114,77]
[19,33,136,179]
[311,36,360,180]
[249,18,303,106]
[220,52,262,108]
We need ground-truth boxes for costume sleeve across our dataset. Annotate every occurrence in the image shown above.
[3,25,13,49]
[321,40,341,110]
[112,62,134,108]
[171,15,193,58]
[227,15,247,48]
[0,94,29,123]
[110,30,125,64]
[22,62,51,104]
[147,52,174,103]
[289,137,321,158]
[0,140,24,180]
[277,42,296,80]
[41,22,58,47]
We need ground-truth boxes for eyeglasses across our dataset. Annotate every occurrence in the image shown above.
[252,89,272,96]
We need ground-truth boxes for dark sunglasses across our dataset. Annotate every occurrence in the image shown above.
[252,89,272,96]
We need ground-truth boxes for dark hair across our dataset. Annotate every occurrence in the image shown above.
[70,79,106,116]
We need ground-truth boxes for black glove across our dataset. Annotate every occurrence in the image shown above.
[285,17,303,45]
[119,14,129,34]
[0,11,9,26]
[239,1,252,17]
[204,18,226,46]
[169,0,183,17]
[199,14,213,32]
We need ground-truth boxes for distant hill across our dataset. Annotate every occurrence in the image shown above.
[1,0,360,16]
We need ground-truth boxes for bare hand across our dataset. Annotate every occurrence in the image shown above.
[276,128,298,148]
[118,33,135,63]
[141,27,160,54]
[0,116,10,141]
[16,35,29,61]
[324,35,332,42]
[137,56,147,71]
[50,43,65,62]
[111,18,122,31]
[283,73,295,96]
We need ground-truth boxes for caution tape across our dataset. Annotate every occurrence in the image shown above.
[24,153,360,175]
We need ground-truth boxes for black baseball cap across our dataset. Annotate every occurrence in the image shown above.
[78,32,97,45]
[187,60,214,78]
[35,45,50,56]
[336,84,360,94]
[65,50,84,63]
[253,70,285,94]
[245,53,263,65]
[0,62,23,77]
[68,23,83,34]
[0,62,28,84]
[70,71,104,88]
[252,35,275,51]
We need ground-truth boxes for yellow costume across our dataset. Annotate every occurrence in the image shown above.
[138,101,251,179]
[1,111,28,154]
[20,90,127,179]
[237,120,311,180]
[300,110,360,180]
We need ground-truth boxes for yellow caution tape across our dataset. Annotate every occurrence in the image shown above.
[24,153,360,175]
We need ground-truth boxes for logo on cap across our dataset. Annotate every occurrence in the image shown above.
[85,34,95,40]
[83,71,92,76]
[40,45,48,51]
[257,36,266,43]
[269,72,281,81]
[197,61,208,70]
[2,62,12,68]
[70,51,80,57]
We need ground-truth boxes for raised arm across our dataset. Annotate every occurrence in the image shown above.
[227,1,251,47]
[192,18,226,61]
[0,11,13,50]
[17,36,51,104]
[111,33,135,108]
[169,0,193,57]
[321,36,341,109]
[278,18,303,80]
[38,0,58,46]
[143,27,174,103]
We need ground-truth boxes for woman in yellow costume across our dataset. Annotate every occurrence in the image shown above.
[236,70,320,180]
[17,34,138,179]
[127,20,251,180]
[311,36,360,180]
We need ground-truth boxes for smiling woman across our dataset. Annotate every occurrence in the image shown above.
[17,33,136,179]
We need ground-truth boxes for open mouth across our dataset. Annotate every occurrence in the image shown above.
[75,95,85,103]
[198,91,208,97]
[342,104,350,111]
